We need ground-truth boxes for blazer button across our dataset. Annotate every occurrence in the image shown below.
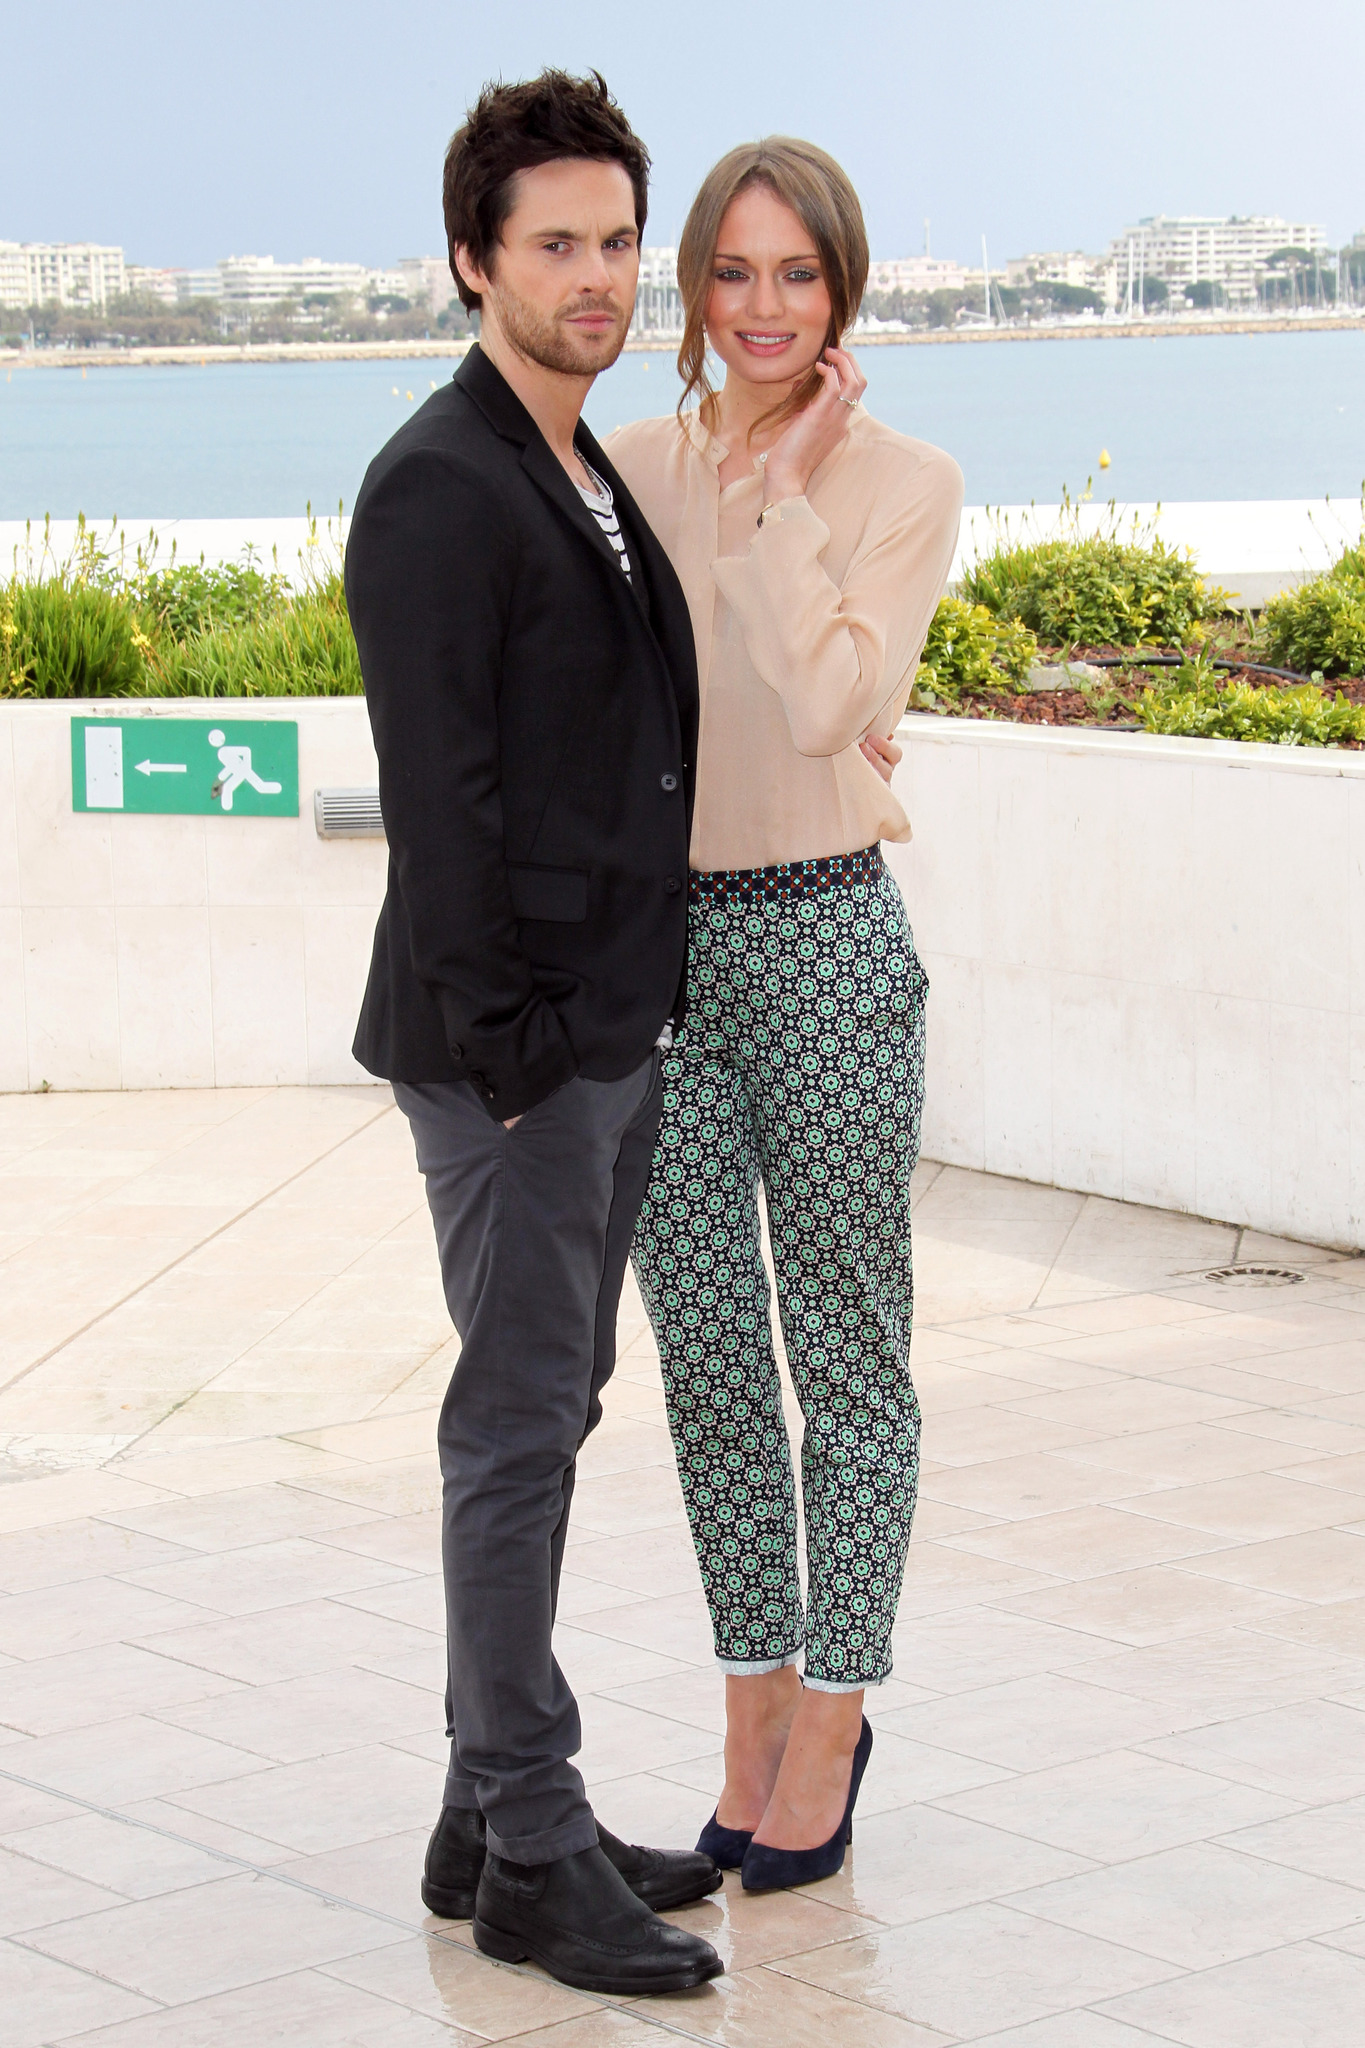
[664,876,682,894]
[660,772,679,792]
[450,1043,463,1060]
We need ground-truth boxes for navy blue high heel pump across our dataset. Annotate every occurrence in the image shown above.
[740,1716,872,1893]
[696,1811,752,1870]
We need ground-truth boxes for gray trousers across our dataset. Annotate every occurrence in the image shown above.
[394,1052,662,1864]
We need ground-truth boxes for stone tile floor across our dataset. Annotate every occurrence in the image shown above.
[1,1085,1364,2048]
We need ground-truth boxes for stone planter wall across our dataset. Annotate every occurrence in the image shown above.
[0,699,385,1091]
[887,715,1365,1250]
[4,698,1363,1246]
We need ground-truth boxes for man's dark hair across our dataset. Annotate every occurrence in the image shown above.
[443,70,650,311]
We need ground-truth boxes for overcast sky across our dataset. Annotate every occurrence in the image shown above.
[7,0,1363,269]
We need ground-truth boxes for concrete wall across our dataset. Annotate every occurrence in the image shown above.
[0,700,385,1092]
[4,698,1363,1247]
[887,715,1365,1251]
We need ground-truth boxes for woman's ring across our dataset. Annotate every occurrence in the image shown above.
[839,396,860,409]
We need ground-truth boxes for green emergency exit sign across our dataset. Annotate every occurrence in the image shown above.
[71,717,299,817]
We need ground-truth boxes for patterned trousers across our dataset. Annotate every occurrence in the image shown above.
[631,847,928,1690]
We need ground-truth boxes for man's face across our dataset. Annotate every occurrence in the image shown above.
[457,158,640,378]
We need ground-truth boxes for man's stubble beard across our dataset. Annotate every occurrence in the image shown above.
[484,281,630,378]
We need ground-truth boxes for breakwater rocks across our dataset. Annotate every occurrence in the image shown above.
[5,314,1364,368]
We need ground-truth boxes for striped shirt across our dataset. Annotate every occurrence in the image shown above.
[575,463,633,581]
[576,463,666,1044]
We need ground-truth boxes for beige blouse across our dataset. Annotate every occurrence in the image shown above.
[604,408,963,871]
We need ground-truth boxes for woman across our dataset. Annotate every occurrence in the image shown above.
[606,138,962,1892]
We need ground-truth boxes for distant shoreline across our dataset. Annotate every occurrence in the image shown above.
[3,313,1363,369]
[853,314,1365,348]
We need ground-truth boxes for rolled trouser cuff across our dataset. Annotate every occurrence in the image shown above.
[442,1770,481,1811]
[803,1670,889,1694]
[485,1811,600,1865]
[716,1650,802,1677]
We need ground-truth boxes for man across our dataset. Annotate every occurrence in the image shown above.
[344,72,721,1995]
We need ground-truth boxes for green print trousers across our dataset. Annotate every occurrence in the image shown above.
[631,846,928,1691]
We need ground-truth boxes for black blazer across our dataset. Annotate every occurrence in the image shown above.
[345,346,699,1119]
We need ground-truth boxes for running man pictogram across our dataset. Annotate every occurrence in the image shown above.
[208,728,284,811]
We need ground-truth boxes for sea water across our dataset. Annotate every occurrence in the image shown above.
[2,328,1363,521]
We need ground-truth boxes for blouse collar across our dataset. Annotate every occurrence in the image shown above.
[680,408,725,467]
[680,403,866,481]
[681,408,771,483]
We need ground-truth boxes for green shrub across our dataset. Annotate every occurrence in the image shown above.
[912,596,1036,703]
[153,574,362,697]
[1259,543,1365,679]
[962,529,1222,648]
[1136,659,1365,745]
[0,578,153,697]
[141,557,293,641]
[1,520,364,700]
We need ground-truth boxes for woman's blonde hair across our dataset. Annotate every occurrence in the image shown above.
[675,136,869,440]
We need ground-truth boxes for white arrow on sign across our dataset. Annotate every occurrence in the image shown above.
[135,759,188,776]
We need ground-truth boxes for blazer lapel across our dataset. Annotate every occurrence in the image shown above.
[517,434,642,596]
[456,347,651,608]
[586,430,700,759]
[454,346,696,749]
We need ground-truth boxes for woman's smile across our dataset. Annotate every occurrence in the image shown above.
[735,329,797,354]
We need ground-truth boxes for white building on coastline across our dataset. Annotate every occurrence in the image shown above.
[393,256,457,315]
[1005,250,1119,308]
[122,253,457,316]
[866,255,977,295]
[214,255,374,306]
[1108,215,1328,304]
[123,266,186,305]
[122,255,385,309]
[0,241,126,311]
[631,248,684,337]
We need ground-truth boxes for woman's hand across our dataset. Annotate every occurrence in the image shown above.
[761,346,867,505]
[860,732,902,785]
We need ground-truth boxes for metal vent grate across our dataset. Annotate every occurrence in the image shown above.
[1203,1265,1305,1288]
[314,787,384,839]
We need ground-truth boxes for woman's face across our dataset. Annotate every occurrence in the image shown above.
[704,183,833,390]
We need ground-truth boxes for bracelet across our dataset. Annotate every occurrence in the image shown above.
[757,503,782,530]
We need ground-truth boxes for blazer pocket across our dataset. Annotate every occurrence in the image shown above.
[507,862,589,923]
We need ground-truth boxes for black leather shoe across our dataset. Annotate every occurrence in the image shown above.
[421,1806,486,1919]
[473,1842,724,1993]
[598,1822,722,1908]
[421,1809,722,1921]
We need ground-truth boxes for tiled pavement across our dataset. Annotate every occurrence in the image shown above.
[1,1085,1364,2048]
